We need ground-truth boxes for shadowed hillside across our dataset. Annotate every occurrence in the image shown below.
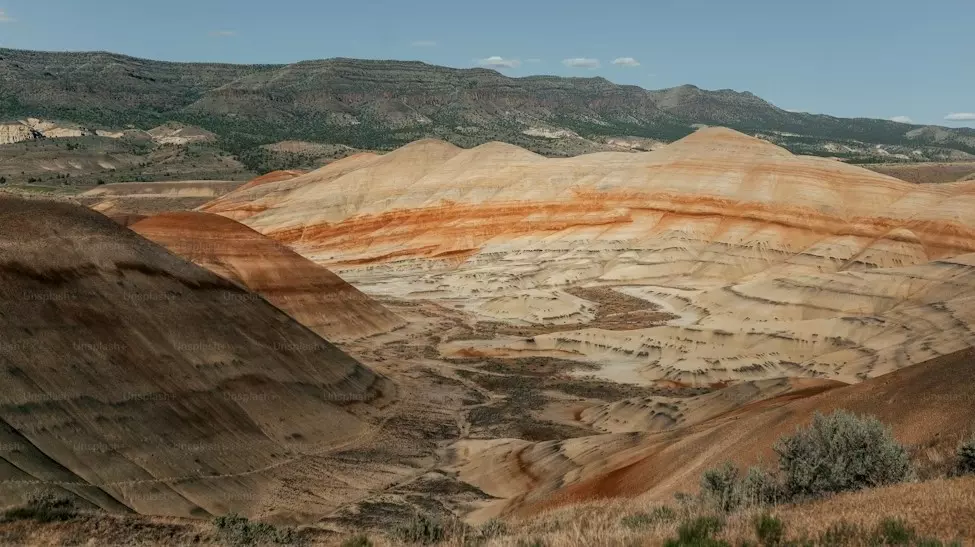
[0,198,393,520]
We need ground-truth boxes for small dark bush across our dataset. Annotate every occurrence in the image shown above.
[1,493,77,523]
[700,462,742,511]
[775,411,912,498]
[340,535,372,547]
[753,514,784,546]
[872,518,915,545]
[212,513,303,545]
[664,516,729,547]
[479,518,507,538]
[395,514,447,545]
[956,437,975,475]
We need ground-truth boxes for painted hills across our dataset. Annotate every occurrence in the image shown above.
[4,125,975,543]
[203,127,975,385]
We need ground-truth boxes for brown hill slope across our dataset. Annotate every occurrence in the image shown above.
[450,347,975,521]
[77,180,245,218]
[130,211,404,341]
[0,197,393,520]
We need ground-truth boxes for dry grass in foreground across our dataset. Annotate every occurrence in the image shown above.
[1,477,973,545]
[329,476,974,546]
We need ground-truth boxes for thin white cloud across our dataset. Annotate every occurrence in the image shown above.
[478,56,521,69]
[611,57,640,67]
[0,10,15,23]
[889,116,912,123]
[209,30,236,37]
[945,113,975,121]
[411,40,437,47]
[562,57,601,69]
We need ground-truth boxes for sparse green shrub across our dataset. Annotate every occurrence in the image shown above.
[1,493,78,523]
[753,514,784,546]
[212,513,303,545]
[775,411,912,499]
[664,515,729,547]
[872,518,915,545]
[395,514,447,545]
[341,535,372,547]
[956,437,975,475]
[622,506,678,529]
[700,462,742,511]
[741,467,784,507]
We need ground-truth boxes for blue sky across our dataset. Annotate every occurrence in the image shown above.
[1,0,972,127]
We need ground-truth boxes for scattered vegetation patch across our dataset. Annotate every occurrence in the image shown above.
[955,436,975,476]
[340,534,373,547]
[212,513,304,545]
[696,411,914,518]
[775,410,913,498]
[664,515,729,547]
[752,514,784,546]
[1,493,78,523]
[393,514,448,545]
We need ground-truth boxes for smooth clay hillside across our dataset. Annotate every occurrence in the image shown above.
[202,127,975,386]
[130,211,405,342]
[0,198,398,522]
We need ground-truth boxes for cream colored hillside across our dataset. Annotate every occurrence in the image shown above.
[202,128,975,384]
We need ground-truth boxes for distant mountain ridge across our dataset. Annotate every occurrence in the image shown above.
[2,47,974,165]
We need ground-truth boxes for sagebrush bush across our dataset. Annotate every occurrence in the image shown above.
[394,514,448,545]
[340,534,372,547]
[1,493,77,523]
[700,462,742,511]
[956,436,975,475]
[753,514,784,546]
[774,410,912,498]
[740,467,783,507]
[700,463,782,511]
[212,513,303,545]
[872,518,915,545]
[664,515,729,547]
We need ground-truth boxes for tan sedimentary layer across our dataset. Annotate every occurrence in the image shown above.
[201,128,975,386]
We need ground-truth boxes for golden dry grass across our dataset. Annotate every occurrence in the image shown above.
[462,476,975,546]
[317,476,975,546]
